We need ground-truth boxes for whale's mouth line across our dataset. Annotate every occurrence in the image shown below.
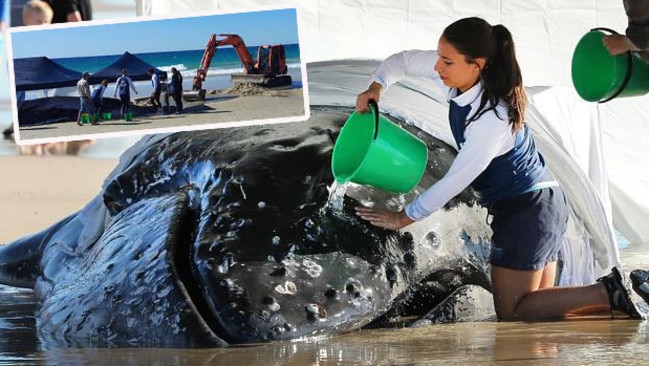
[169,203,234,345]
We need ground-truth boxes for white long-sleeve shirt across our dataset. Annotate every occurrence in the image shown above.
[151,73,160,91]
[113,75,138,97]
[369,50,517,221]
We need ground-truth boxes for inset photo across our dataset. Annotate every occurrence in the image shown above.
[6,6,308,145]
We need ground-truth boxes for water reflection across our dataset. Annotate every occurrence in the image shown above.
[0,284,649,364]
[0,285,38,362]
[28,320,649,365]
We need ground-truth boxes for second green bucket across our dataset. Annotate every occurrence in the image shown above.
[331,100,428,193]
[572,27,649,102]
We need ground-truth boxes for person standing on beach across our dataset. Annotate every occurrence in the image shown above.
[160,79,170,114]
[45,0,91,23]
[147,68,161,112]
[76,72,94,126]
[91,79,108,120]
[354,17,643,321]
[170,67,184,115]
[113,69,138,120]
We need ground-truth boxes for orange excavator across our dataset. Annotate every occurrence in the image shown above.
[184,34,293,101]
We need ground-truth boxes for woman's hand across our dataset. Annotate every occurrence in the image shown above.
[355,207,414,230]
[355,82,383,113]
[603,35,640,55]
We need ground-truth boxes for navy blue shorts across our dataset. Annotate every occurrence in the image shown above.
[488,186,569,271]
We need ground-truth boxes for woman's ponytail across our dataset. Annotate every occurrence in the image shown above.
[442,18,526,131]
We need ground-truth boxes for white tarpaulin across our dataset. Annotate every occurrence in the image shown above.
[142,0,649,251]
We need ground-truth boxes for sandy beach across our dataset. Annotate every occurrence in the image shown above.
[16,86,306,143]
[0,155,117,243]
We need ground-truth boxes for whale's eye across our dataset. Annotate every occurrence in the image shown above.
[105,199,124,215]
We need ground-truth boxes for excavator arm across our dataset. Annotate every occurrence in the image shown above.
[218,34,256,74]
[192,34,257,91]
[192,34,217,91]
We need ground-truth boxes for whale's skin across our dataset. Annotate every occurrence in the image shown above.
[0,107,493,347]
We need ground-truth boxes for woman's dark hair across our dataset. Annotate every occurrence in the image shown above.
[442,17,526,131]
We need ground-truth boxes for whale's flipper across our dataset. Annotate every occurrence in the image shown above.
[409,285,495,326]
[0,213,77,288]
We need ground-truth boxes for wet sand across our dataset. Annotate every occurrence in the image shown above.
[16,87,306,143]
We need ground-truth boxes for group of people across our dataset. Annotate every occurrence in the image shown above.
[2,0,92,145]
[22,0,91,26]
[148,66,184,115]
[76,67,184,126]
[75,71,110,125]
[75,70,131,125]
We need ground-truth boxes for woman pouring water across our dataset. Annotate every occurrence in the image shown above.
[354,17,643,322]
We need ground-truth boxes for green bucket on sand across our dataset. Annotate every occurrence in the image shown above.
[93,113,100,122]
[331,100,428,193]
[572,27,649,103]
[125,112,133,122]
[103,112,112,120]
[80,113,90,124]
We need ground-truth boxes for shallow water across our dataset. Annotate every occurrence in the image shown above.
[0,281,648,365]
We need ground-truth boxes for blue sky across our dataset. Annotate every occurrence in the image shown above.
[10,8,299,59]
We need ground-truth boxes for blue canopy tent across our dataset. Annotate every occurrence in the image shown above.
[13,56,83,92]
[88,51,167,84]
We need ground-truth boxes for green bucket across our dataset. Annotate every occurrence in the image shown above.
[93,113,100,121]
[331,100,428,193]
[125,112,133,121]
[80,113,90,124]
[103,112,112,120]
[572,27,649,102]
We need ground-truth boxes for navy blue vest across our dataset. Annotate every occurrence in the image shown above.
[449,100,546,207]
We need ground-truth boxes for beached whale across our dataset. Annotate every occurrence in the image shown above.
[0,107,495,347]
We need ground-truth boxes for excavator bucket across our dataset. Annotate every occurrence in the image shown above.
[183,89,207,102]
[229,74,292,88]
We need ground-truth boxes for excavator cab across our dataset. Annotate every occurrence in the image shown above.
[256,45,288,75]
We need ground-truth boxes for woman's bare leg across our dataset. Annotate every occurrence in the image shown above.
[491,262,610,321]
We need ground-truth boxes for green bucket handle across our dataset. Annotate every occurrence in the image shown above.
[366,99,423,168]
[590,27,634,103]
[368,99,380,140]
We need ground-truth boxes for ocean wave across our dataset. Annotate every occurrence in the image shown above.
[156,64,189,72]
[175,63,302,78]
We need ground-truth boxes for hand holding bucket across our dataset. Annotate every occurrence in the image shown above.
[331,100,428,193]
[572,27,649,102]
